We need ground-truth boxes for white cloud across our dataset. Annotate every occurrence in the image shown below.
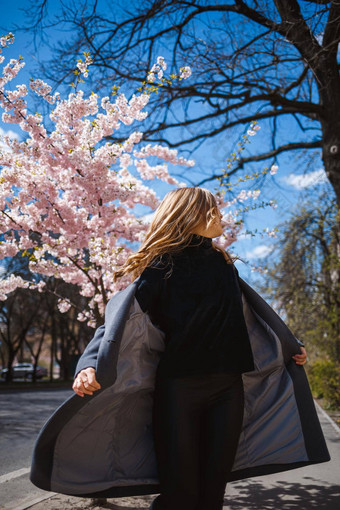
[245,244,274,259]
[0,126,20,152]
[282,168,328,189]
[139,212,154,224]
[0,127,20,140]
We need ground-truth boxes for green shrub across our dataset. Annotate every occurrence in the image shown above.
[307,359,340,410]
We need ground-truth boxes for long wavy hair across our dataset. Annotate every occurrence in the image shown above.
[113,187,237,282]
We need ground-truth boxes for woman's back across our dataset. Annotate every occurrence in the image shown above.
[135,234,255,377]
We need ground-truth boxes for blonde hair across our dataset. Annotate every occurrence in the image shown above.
[113,187,237,282]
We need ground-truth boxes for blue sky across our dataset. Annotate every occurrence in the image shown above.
[0,0,333,287]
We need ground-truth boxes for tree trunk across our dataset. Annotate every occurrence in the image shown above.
[315,49,340,207]
[321,117,340,208]
[5,349,16,383]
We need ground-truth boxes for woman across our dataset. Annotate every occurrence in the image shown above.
[73,187,308,510]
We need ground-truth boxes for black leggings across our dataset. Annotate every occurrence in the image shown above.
[151,370,245,510]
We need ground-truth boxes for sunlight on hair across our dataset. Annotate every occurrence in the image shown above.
[113,187,236,282]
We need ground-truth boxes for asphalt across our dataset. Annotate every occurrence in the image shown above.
[0,389,339,510]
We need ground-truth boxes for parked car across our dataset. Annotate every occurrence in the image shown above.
[1,363,48,380]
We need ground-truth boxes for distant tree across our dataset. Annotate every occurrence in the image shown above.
[0,287,42,381]
[0,248,43,381]
[20,0,340,204]
[256,190,340,407]
[43,277,94,380]
[258,191,340,363]
[0,251,94,381]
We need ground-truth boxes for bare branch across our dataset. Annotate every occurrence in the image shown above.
[197,140,322,186]
[15,0,340,204]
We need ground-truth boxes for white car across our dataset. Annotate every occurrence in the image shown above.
[1,363,48,380]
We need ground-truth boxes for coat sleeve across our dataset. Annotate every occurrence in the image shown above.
[135,258,169,328]
[135,266,163,313]
[74,323,105,378]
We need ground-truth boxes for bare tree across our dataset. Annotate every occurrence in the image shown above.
[15,0,340,203]
[256,189,340,409]
[0,288,42,381]
[257,190,340,362]
[22,304,49,382]
[0,250,94,381]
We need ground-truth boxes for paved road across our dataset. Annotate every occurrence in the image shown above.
[0,389,339,509]
[0,388,73,509]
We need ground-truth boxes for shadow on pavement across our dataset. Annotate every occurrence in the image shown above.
[79,478,340,509]
[224,477,340,509]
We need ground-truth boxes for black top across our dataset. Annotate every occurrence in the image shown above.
[135,234,255,377]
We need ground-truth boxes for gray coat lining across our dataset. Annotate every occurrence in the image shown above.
[50,292,308,494]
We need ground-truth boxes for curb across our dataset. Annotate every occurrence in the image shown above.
[314,400,340,436]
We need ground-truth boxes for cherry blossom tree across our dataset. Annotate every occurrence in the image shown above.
[0,34,271,326]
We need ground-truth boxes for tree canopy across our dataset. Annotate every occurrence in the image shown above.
[20,0,340,203]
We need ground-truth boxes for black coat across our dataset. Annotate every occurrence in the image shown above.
[134,241,255,376]
[30,271,330,498]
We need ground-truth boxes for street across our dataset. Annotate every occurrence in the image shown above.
[0,389,339,509]
[0,388,73,509]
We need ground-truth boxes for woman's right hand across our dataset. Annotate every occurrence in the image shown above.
[72,367,101,397]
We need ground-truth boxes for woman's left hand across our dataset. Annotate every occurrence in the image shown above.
[292,346,308,365]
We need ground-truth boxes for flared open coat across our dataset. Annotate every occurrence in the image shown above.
[30,270,330,499]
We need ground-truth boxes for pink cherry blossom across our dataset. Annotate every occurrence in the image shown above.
[57,299,72,313]
[0,37,269,323]
[0,39,197,324]
[179,66,191,79]
[156,56,167,70]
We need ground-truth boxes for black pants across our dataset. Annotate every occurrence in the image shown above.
[151,370,245,510]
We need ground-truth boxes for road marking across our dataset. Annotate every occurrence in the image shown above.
[0,468,30,484]
[3,493,56,510]
[315,400,340,436]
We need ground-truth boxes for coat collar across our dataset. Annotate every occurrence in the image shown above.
[187,233,213,249]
